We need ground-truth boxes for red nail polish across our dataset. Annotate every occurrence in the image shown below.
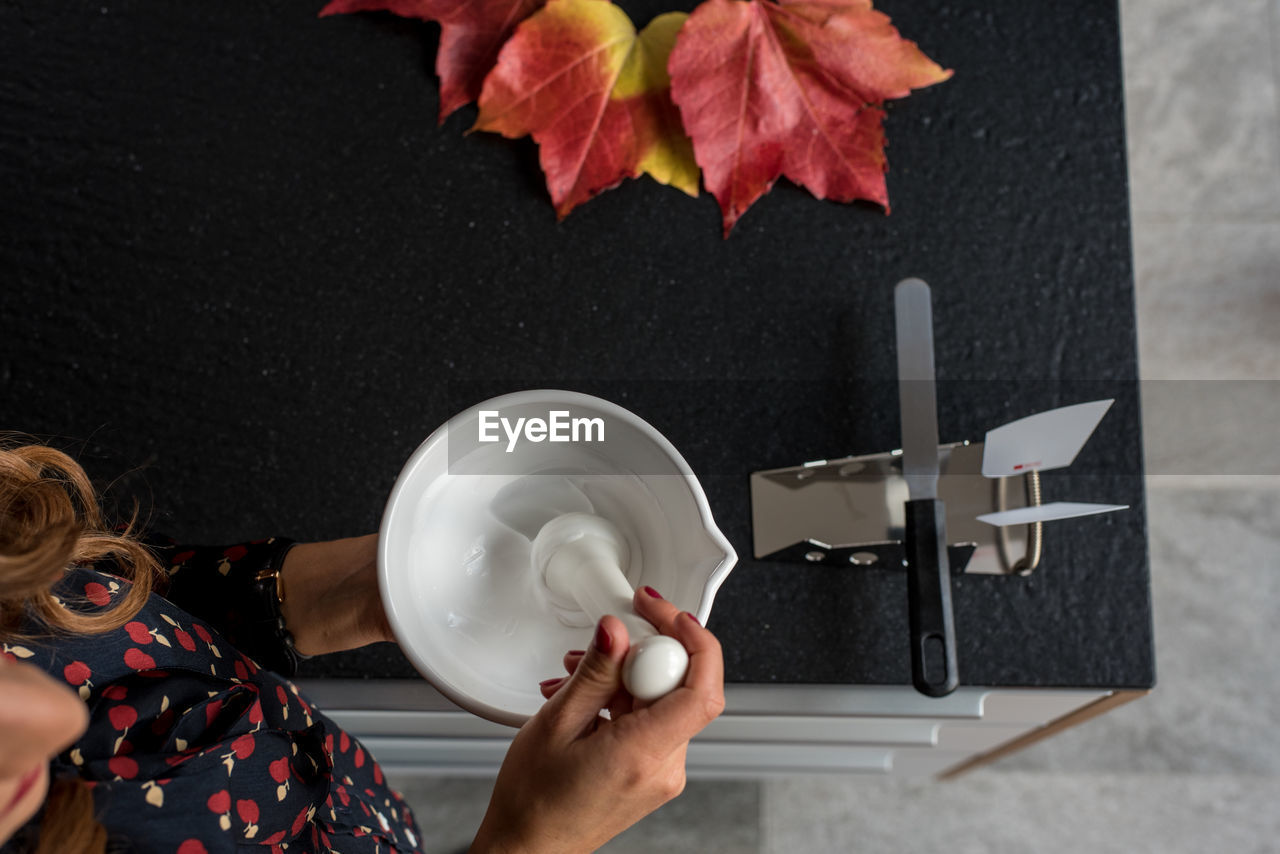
[642,586,662,599]
[684,612,701,626]
[566,649,586,657]
[593,623,613,654]
[539,677,563,688]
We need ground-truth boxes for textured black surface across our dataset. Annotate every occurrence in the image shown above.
[0,0,1154,688]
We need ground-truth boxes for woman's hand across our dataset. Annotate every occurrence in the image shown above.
[470,587,725,854]
[277,534,394,657]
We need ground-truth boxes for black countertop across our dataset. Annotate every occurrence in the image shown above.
[0,0,1154,690]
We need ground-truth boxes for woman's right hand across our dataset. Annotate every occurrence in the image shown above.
[470,588,725,854]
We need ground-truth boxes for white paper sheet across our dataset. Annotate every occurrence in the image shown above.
[977,501,1129,527]
[982,399,1114,477]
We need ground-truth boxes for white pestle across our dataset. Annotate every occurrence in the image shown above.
[530,512,689,701]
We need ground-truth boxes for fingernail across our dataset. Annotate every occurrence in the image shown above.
[539,677,563,689]
[683,612,701,626]
[593,623,613,654]
[642,586,662,599]
[566,649,586,657]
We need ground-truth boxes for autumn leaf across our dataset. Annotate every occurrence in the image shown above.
[319,0,547,122]
[474,0,698,218]
[668,0,952,234]
[321,0,950,230]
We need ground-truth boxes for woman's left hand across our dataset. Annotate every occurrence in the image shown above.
[277,534,393,656]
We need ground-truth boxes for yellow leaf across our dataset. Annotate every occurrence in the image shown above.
[278,783,289,802]
[145,784,164,808]
[614,11,699,197]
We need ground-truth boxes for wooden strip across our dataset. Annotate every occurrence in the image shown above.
[936,689,1149,779]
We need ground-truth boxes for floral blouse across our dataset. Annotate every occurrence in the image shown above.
[1,540,422,854]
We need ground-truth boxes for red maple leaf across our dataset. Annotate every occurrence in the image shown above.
[320,0,546,122]
[668,0,951,234]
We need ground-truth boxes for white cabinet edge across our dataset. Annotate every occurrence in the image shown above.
[299,680,1112,778]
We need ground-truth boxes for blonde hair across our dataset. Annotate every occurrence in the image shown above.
[0,439,164,853]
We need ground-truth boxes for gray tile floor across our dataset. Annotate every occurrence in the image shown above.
[390,1,1280,850]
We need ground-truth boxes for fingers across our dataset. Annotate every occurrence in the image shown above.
[542,649,632,718]
[632,585,685,637]
[665,609,725,722]
[538,649,586,698]
[628,587,725,744]
[537,588,723,747]
[540,681,633,721]
[537,615,630,740]
[562,649,585,675]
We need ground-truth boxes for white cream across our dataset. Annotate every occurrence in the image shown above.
[407,468,679,716]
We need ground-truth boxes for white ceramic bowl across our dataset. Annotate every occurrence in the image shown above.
[379,390,737,727]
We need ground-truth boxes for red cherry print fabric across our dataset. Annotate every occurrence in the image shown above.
[2,545,421,854]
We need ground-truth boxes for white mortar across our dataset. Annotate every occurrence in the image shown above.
[379,390,737,727]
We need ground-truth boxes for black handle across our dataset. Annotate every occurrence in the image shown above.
[905,498,959,697]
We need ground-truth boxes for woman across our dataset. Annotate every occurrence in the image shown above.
[0,441,724,852]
